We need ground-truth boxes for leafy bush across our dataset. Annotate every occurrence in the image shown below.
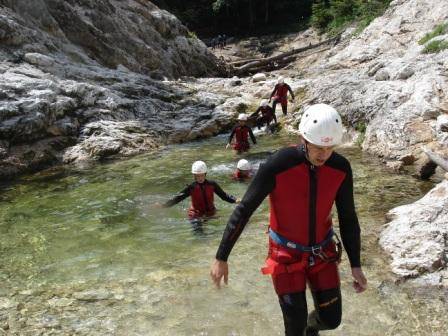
[422,39,448,54]
[418,23,448,45]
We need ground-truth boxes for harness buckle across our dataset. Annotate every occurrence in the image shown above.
[311,245,322,256]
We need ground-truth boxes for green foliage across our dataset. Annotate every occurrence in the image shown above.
[419,22,448,45]
[354,121,366,147]
[311,0,391,35]
[187,31,197,39]
[422,39,448,54]
[310,0,333,31]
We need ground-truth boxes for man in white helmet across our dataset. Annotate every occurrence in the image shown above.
[211,104,367,335]
[269,76,295,116]
[232,159,253,182]
[226,113,257,154]
[249,100,278,133]
[162,161,240,233]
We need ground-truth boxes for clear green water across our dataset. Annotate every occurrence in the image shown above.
[0,132,445,335]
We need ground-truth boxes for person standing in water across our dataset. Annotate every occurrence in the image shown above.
[269,76,295,116]
[226,114,257,154]
[162,161,240,233]
[211,104,367,335]
[250,99,278,133]
[231,159,253,182]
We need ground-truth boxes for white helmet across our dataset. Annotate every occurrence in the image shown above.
[237,113,248,121]
[298,104,343,146]
[260,99,268,107]
[237,159,251,171]
[191,161,207,174]
[277,76,284,84]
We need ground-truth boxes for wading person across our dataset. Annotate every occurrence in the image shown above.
[162,161,240,233]
[250,99,278,133]
[269,76,295,116]
[210,104,367,335]
[226,113,257,154]
[231,159,253,182]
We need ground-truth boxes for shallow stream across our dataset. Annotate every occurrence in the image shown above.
[0,132,445,335]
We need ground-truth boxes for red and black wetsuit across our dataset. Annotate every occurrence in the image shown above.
[251,106,277,130]
[164,180,237,219]
[228,125,256,153]
[270,83,294,115]
[216,145,361,335]
[231,170,251,182]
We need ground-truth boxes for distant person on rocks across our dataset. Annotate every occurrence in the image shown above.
[250,99,278,133]
[269,76,295,116]
[161,161,240,233]
[226,114,257,154]
[231,159,253,182]
[211,104,367,335]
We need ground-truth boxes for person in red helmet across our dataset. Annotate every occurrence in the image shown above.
[250,100,278,133]
[162,161,240,233]
[231,159,253,182]
[211,104,367,335]
[269,76,295,116]
[226,113,257,154]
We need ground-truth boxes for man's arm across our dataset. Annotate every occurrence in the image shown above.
[269,84,278,100]
[216,161,275,261]
[163,185,191,207]
[287,84,295,100]
[249,107,261,119]
[212,181,237,203]
[335,160,361,267]
[227,127,236,145]
[248,127,256,144]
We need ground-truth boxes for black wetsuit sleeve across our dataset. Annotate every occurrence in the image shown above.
[250,107,261,119]
[286,84,295,99]
[211,181,236,203]
[335,162,361,268]
[248,127,256,144]
[163,184,192,207]
[216,159,276,261]
[270,84,278,98]
[228,127,236,144]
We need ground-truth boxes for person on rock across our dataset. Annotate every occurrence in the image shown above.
[226,114,257,154]
[162,161,240,233]
[211,104,367,335]
[231,159,253,182]
[269,76,295,116]
[250,99,278,133]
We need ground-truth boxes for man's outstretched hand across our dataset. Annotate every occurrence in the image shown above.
[210,259,228,289]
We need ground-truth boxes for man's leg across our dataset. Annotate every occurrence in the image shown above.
[278,292,308,336]
[272,99,278,114]
[281,101,288,115]
[306,287,342,335]
[306,261,341,335]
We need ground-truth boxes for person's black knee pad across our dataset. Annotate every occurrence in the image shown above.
[311,288,342,330]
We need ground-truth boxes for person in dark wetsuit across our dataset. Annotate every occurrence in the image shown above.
[269,76,295,116]
[250,100,278,133]
[226,113,257,154]
[211,104,367,335]
[163,161,240,233]
[231,159,253,182]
